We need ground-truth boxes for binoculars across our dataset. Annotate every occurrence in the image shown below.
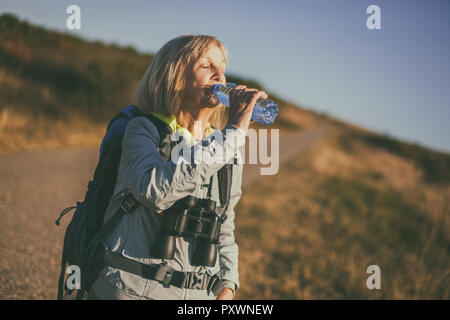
[150,195,224,267]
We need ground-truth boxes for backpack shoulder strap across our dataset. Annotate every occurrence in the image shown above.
[86,108,175,251]
[208,124,237,218]
[131,108,175,162]
[214,162,234,218]
[106,105,137,131]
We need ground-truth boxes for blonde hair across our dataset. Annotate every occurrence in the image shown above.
[134,35,229,130]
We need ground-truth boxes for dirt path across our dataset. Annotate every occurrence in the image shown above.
[0,125,329,299]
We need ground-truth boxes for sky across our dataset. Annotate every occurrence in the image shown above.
[1,0,449,152]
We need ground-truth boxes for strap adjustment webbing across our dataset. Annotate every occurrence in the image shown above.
[103,246,221,291]
[119,193,139,213]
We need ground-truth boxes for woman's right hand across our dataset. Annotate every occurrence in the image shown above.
[227,85,268,131]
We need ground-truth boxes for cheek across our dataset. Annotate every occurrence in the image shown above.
[183,81,205,102]
[193,68,211,83]
[187,75,207,93]
[183,68,211,101]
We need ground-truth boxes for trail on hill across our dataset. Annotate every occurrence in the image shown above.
[0,125,329,299]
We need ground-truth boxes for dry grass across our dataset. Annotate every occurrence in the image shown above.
[0,108,105,153]
[234,128,450,300]
[0,99,319,153]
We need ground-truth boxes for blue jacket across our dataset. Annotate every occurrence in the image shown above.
[90,115,246,300]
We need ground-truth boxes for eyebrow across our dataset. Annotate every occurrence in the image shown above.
[200,57,227,65]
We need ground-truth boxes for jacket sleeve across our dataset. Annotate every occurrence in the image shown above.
[120,116,246,213]
[217,163,243,292]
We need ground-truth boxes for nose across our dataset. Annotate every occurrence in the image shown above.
[212,68,225,84]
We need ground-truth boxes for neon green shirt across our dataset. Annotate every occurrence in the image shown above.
[150,112,215,145]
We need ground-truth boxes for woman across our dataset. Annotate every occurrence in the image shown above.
[88,35,268,300]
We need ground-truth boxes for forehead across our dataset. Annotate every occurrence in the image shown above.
[198,46,227,64]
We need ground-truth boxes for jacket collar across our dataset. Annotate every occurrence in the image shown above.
[150,112,215,144]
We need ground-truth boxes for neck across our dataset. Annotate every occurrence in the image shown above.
[176,106,215,141]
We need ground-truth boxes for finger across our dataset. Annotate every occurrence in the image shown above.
[251,90,268,100]
[261,91,269,100]
[233,85,247,91]
[257,90,268,100]
[243,90,264,100]
[248,90,267,106]
[229,88,244,99]
[243,89,259,96]
[241,89,260,100]
[231,85,247,96]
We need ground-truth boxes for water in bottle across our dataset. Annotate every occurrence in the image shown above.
[211,83,279,125]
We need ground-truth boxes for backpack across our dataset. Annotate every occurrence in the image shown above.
[55,105,234,300]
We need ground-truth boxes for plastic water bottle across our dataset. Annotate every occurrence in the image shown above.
[211,83,279,125]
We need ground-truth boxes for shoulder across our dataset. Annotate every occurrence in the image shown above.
[123,116,161,145]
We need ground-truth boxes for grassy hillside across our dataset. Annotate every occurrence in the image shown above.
[235,124,449,299]
[1,14,449,299]
[0,13,308,153]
